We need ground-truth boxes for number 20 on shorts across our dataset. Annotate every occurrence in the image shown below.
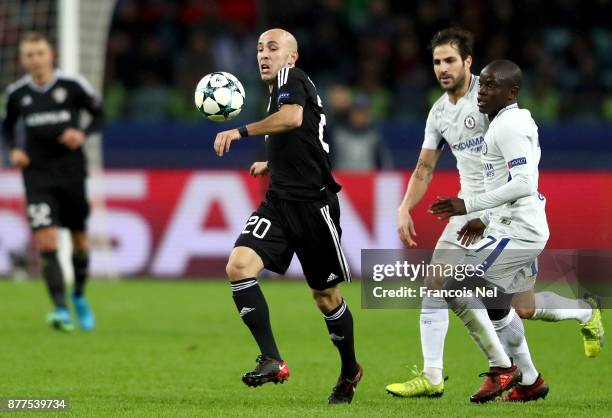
[241,216,271,239]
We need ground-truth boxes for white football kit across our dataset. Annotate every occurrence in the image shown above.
[463,103,549,293]
[414,77,546,377]
[422,75,488,262]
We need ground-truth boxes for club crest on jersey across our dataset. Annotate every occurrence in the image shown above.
[464,115,476,129]
[52,87,67,103]
[21,95,32,106]
[482,142,488,155]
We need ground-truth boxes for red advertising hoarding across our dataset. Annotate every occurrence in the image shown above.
[1,170,610,277]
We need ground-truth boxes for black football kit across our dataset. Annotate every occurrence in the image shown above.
[234,67,350,290]
[2,70,103,231]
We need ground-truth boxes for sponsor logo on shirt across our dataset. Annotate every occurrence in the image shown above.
[25,110,70,127]
[451,136,484,153]
[21,95,32,106]
[484,162,495,177]
[507,157,527,168]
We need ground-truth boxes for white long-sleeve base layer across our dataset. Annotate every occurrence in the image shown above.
[465,103,549,242]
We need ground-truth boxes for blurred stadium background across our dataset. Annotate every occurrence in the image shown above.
[1,0,611,280]
[1,2,611,416]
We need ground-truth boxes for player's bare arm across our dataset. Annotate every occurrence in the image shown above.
[397,148,441,247]
[250,161,269,177]
[214,104,303,156]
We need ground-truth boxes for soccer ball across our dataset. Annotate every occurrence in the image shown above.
[194,72,245,122]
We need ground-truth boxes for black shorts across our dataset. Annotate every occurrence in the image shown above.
[234,190,351,290]
[24,177,90,231]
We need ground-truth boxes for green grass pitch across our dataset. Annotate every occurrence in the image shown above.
[0,279,609,417]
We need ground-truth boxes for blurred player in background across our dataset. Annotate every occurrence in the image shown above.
[213,28,362,404]
[2,32,103,332]
[386,28,603,399]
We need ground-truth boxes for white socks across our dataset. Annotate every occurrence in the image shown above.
[492,309,539,386]
[449,297,511,368]
[531,291,592,323]
[420,291,569,385]
[420,296,449,385]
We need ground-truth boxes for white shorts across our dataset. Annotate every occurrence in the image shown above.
[430,214,473,265]
[461,230,546,294]
[437,214,473,247]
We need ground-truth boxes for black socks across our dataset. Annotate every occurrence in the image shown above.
[230,278,358,377]
[41,251,66,308]
[323,300,359,378]
[72,251,89,297]
[231,278,281,360]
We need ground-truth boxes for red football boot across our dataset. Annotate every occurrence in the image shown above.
[328,364,364,404]
[501,374,549,402]
[470,363,521,403]
[242,355,290,387]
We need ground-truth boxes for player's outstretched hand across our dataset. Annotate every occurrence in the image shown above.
[397,208,417,247]
[214,129,241,157]
[457,219,486,246]
[249,161,269,177]
[9,148,30,168]
[429,196,467,220]
[59,128,85,150]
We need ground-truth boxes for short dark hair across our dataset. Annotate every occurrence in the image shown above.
[486,59,523,89]
[429,28,474,60]
[19,31,52,52]
[20,31,49,44]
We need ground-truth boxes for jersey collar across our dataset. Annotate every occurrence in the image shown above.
[468,73,477,92]
[496,103,519,118]
[445,74,477,105]
[27,69,60,93]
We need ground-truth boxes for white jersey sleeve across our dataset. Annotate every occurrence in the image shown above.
[479,209,492,226]
[422,107,444,150]
[465,113,536,213]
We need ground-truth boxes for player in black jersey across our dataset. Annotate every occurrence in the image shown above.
[213,28,362,404]
[2,33,103,332]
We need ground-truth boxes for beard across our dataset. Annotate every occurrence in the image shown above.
[439,61,468,94]
[440,72,466,94]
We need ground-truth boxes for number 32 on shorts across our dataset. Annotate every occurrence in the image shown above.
[241,215,271,239]
[27,203,52,228]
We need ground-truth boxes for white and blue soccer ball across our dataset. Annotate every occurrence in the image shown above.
[194,71,245,122]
